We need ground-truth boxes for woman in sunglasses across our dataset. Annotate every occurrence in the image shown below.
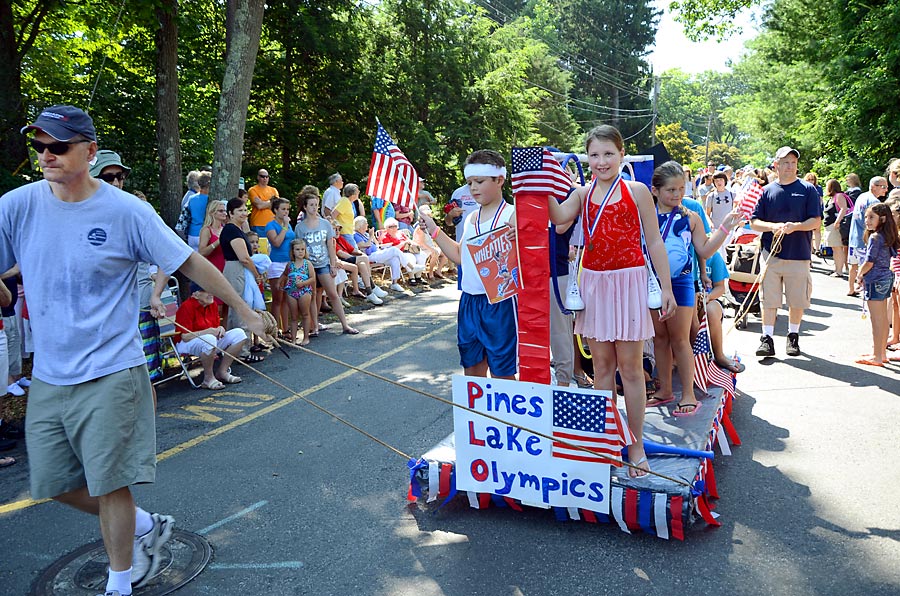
[88,149,130,190]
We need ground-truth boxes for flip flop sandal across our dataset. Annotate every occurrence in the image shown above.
[673,401,702,417]
[245,354,265,363]
[628,456,650,478]
[573,373,593,388]
[855,358,885,367]
[201,379,225,390]
[716,359,746,374]
[0,456,15,468]
[218,374,242,384]
[646,395,675,408]
[342,327,360,335]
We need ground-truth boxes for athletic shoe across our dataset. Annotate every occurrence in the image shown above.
[372,286,388,298]
[132,513,175,588]
[756,335,775,357]
[365,292,383,305]
[390,283,404,292]
[6,383,24,397]
[16,377,31,388]
[786,332,801,356]
[0,420,24,440]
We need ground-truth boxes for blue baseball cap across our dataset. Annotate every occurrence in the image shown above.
[21,105,97,142]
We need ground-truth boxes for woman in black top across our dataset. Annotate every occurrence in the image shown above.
[221,198,264,359]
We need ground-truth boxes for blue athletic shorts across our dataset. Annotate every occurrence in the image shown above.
[864,277,892,302]
[457,292,517,376]
[671,273,696,307]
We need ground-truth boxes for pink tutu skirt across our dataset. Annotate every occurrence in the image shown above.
[575,265,653,342]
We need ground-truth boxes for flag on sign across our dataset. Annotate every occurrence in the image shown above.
[511,147,572,200]
[737,177,763,220]
[551,389,629,466]
[366,122,419,209]
[693,313,711,393]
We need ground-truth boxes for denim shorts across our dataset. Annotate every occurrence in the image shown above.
[864,277,893,301]
[314,265,332,287]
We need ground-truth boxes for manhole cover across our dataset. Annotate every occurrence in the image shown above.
[30,528,211,596]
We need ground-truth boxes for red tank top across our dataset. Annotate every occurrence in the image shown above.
[205,226,226,272]
[582,180,645,272]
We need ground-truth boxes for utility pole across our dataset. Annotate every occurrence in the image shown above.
[650,75,660,145]
[704,110,712,166]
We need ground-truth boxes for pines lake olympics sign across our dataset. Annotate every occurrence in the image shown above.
[452,376,631,513]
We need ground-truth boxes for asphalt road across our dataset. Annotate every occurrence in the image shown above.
[2,261,899,596]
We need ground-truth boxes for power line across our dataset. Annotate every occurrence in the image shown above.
[623,115,657,141]
[525,78,653,114]
[471,0,651,99]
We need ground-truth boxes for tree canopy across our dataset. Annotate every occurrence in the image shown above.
[4,0,898,215]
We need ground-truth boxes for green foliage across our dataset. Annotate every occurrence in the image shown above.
[693,140,742,168]
[655,122,694,164]
[670,0,759,41]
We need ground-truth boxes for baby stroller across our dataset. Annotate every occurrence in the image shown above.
[724,231,762,329]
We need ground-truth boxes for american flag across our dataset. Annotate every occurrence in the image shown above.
[366,122,419,210]
[705,358,736,396]
[511,147,572,200]
[693,313,711,393]
[551,389,630,466]
[737,178,763,220]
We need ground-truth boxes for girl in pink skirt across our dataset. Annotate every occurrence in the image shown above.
[547,125,676,478]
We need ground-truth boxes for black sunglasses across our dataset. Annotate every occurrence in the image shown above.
[98,171,128,183]
[30,138,91,155]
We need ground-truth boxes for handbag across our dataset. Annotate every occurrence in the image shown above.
[838,192,854,245]
[175,204,191,240]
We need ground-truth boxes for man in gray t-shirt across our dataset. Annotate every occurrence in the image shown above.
[5,106,271,594]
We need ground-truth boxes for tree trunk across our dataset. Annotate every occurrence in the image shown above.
[210,0,265,201]
[155,0,182,226]
[0,0,57,179]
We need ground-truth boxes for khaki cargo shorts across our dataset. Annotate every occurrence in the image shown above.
[760,257,812,310]
[26,365,156,499]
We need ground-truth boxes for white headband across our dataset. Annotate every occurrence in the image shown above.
[464,164,506,179]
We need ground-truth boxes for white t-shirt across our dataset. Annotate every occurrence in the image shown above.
[321,185,341,216]
[460,202,514,295]
[0,180,193,385]
[450,184,479,242]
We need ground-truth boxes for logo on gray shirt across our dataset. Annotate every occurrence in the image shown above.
[87,228,108,246]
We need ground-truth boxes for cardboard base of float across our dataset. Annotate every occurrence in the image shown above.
[408,384,740,540]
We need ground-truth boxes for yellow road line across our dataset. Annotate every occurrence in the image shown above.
[0,321,455,516]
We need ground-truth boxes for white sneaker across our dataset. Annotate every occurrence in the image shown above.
[372,286,388,298]
[563,276,585,311]
[132,513,175,588]
[6,383,24,397]
[16,377,31,388]
[366,292,383,305]
[390,283,405,292]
